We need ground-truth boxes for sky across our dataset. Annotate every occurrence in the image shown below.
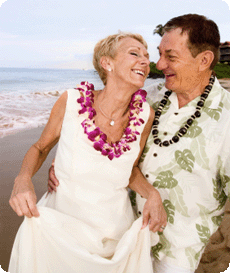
[0,0,230,70]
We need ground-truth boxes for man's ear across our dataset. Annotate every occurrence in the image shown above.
[199,50,214,71]
[100,56,113,71]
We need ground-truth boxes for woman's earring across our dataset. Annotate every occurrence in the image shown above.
[108,68,111,72]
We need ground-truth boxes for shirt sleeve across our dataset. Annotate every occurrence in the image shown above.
[146,82,164,109]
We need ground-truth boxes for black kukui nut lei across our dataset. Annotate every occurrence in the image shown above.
[152,73,215,147]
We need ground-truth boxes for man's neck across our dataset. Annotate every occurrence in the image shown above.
[176,71,213,108]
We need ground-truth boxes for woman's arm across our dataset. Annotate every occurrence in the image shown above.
[9,91,68,218]
[129,107,167,232]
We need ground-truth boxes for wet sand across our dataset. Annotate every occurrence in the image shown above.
[0,127,57,271]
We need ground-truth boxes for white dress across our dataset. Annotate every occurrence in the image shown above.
[9,83,158,273]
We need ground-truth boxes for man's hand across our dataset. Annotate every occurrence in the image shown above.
[47,165,59,193]
[9,177,39,218]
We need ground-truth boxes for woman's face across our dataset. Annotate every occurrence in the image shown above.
[109,37,150,89]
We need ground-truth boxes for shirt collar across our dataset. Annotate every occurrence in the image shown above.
[164,77,222,110]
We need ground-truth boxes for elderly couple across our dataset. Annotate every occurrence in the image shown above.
[9,14,230,273]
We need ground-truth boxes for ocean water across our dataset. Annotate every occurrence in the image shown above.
[0,67,162,138]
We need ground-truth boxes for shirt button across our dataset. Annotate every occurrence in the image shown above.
[153,153,158,157]
[145,174,149,178]
[138,211,142,215]
[174,112,178,115]
[163,132,167,136]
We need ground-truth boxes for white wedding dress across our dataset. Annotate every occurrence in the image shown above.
[9,85,158,273]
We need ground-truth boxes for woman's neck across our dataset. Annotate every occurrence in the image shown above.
[96,82,138,119]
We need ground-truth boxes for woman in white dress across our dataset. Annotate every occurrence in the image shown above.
[9,32,164,273]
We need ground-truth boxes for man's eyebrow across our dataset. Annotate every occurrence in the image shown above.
[166,49,177,53]
[157,47,178,54]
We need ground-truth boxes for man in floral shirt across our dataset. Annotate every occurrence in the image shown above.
[129,14,230,273]
[48,13,230,273]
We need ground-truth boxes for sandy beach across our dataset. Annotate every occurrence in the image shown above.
[0,127,57,271]
[219,79,230,92]
[1,79,230,272]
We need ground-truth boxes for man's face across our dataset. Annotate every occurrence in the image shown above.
[156,28,201,95]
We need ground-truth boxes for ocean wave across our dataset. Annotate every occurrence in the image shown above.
[0,67,162,138]
[0,90,60,138]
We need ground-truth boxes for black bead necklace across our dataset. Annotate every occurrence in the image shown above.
[152,73,215,147]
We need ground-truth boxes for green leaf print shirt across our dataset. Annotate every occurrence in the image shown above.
[137,78,230,271]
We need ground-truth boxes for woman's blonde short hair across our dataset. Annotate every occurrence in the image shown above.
[93,32,148,85]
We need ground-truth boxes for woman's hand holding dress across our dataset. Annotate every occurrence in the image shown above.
[9,176,39,218]
[129,166,167,233]
[142,188,167,232]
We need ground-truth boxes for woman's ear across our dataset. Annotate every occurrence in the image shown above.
[100,56,113,72]
[199,50,214,71]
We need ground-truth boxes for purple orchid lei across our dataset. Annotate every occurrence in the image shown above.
[76,81,147,160]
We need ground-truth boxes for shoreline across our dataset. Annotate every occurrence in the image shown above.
[1,78,230,141]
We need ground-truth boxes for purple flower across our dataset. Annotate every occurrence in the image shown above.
[79,107,87,114]
[100,133,107,142]
[139,118,144,124]
[88,108,96,119]
[77,82,147,160]
[101,148,109,156]
[94,139,105,151]
[124,127,132,135]
[88,128,101,141]
[77,96,85,104]
[108,152,115,160]
[85,97,92,107]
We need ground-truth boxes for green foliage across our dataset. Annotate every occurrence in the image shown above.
[175,149,195,173]
[212,215,223,226]
[153,24,164,37]
[196,224,210,244]
[163,199,175,224]
[151,233,176,259]
[203,101,223,121]
[129,190,136,207]
[185,247,200,268]
[153,171,178,189]
[184,120,202,138]
[148,62,164,78]
[151,243,163,259]
[169,186,189,217]
[149,62,230,79]
[213,63,230,79]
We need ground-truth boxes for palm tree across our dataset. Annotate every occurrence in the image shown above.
[153,24,164,37]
